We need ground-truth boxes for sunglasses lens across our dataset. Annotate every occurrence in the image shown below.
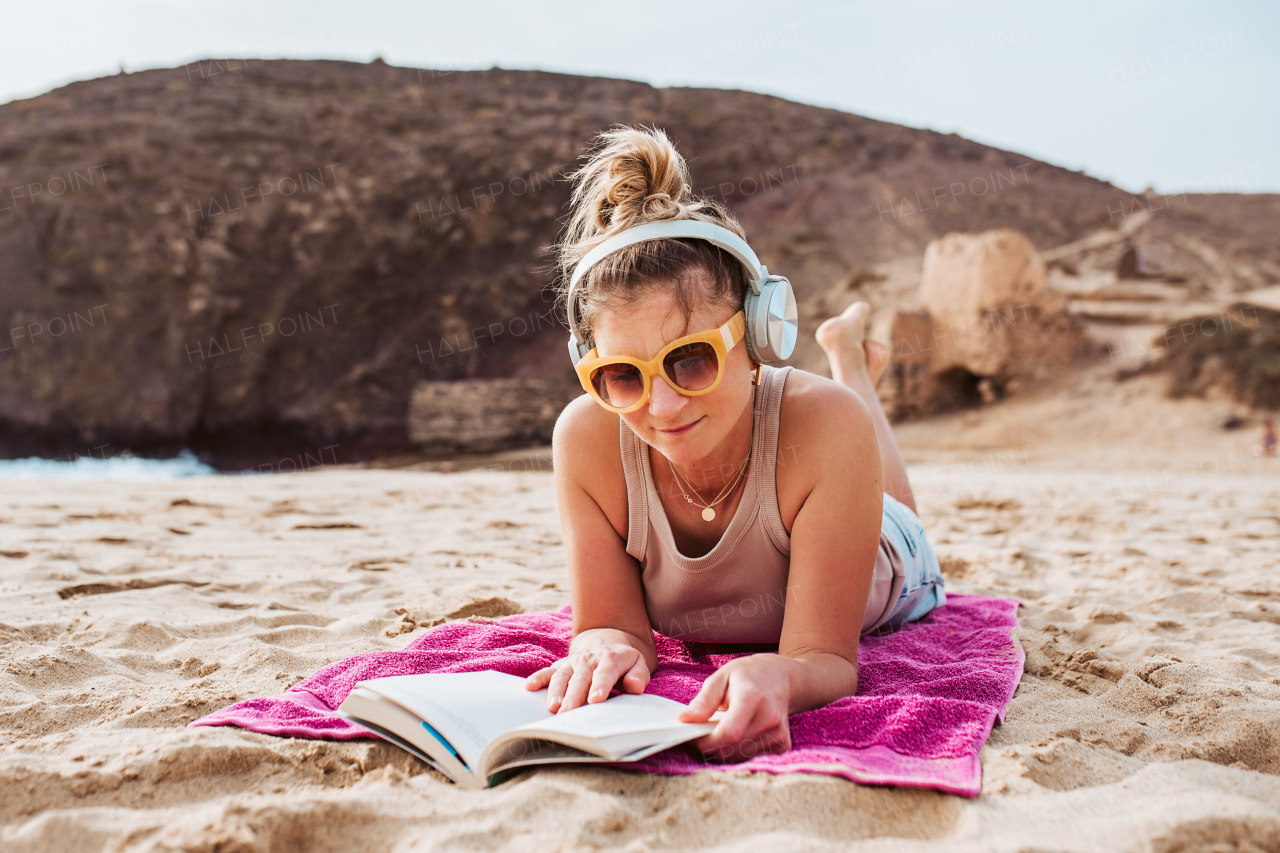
[590,362,645,409]
[663,342,719,392]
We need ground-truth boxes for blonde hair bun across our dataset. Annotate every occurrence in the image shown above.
[555,125,749,347]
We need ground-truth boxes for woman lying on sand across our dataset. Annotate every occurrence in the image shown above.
[526,126,945,761]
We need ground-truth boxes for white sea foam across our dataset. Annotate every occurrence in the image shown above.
[0,451,215,481]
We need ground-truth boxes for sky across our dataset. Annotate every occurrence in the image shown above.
[2,0,1276,194]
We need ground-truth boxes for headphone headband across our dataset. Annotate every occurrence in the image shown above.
[565,220,769,343]
[564,219,796,366]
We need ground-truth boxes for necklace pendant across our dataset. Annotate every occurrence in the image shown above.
[701,507,715,522]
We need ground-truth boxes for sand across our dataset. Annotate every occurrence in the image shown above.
[1,368,1279,852]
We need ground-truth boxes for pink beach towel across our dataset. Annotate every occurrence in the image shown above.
[192,594,1022,797]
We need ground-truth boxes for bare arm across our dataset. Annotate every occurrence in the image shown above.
[679,381,883,759]
[776,383,882,708]
[526,395,657,711]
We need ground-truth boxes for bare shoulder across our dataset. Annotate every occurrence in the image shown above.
[552,392,629,536]
[774,369,880,529]
[554,392,619,458]
[777,368,876,444]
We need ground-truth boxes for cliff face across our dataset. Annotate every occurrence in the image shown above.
[0,59,1273,467]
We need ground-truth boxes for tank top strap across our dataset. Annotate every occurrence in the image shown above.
[753,364,793,557]
[618,416,650,563]
[618,364,794,564]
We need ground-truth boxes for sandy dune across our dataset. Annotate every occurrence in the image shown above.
[1,374,1278,851]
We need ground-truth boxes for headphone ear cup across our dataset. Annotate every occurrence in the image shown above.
[567,334,585,367]
[744,278,798,362]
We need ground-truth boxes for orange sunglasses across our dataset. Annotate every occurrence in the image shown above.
[575,311,747,413]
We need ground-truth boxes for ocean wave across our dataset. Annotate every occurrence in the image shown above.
[0,451,215,481]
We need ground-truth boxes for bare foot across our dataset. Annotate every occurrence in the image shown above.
[864,339,890,387]
[816,302,890,387]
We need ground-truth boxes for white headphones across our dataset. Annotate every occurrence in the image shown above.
[565,220,798,366]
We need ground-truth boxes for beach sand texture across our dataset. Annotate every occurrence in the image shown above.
[1,378,1279,852]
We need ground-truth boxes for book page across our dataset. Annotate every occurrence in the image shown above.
[343,714,452,777]
[484,738,605,775]
[360,671,552,769]
[337,688,472,784]
[512,693,710,739]
[484,731,707,776]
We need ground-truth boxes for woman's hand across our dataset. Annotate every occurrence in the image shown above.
[677,654,794,762]
[525,629,652,713]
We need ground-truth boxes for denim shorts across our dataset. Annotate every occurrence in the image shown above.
[862,493,947,634]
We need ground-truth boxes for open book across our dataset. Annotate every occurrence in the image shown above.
[337,671,717,788]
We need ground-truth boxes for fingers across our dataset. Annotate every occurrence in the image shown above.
[586,649,637,704]
[620,656,650,694]
[678,669,728,722]
[558,660,596,712]
[689,674,791,762]
[695,683,758,749]
[528,646,653,713]
[525,666,554,690]
[695,712,790,763]
[729,724,790,762]
[546,663,575,712]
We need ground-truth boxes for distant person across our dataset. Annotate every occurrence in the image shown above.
[1264,421,1277,457]
[524,126,945,761]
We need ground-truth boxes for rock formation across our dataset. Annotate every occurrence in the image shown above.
[1157,304,1280,411]
[408,379,580,456]
[876,229,1088,419]
[0,60,1273,466]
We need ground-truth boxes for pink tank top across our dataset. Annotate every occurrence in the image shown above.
[619,364,896,644]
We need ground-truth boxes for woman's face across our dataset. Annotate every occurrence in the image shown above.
[591,274,754,466]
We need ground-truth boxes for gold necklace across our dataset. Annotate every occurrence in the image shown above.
[667,449,751,522]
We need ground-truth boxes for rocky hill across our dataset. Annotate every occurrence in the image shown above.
[1,59,1275,467]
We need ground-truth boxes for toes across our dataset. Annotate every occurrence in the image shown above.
[843,301,871,331]
[815,301,873,353]
[864,340,891,386]
[814,315,842,350]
